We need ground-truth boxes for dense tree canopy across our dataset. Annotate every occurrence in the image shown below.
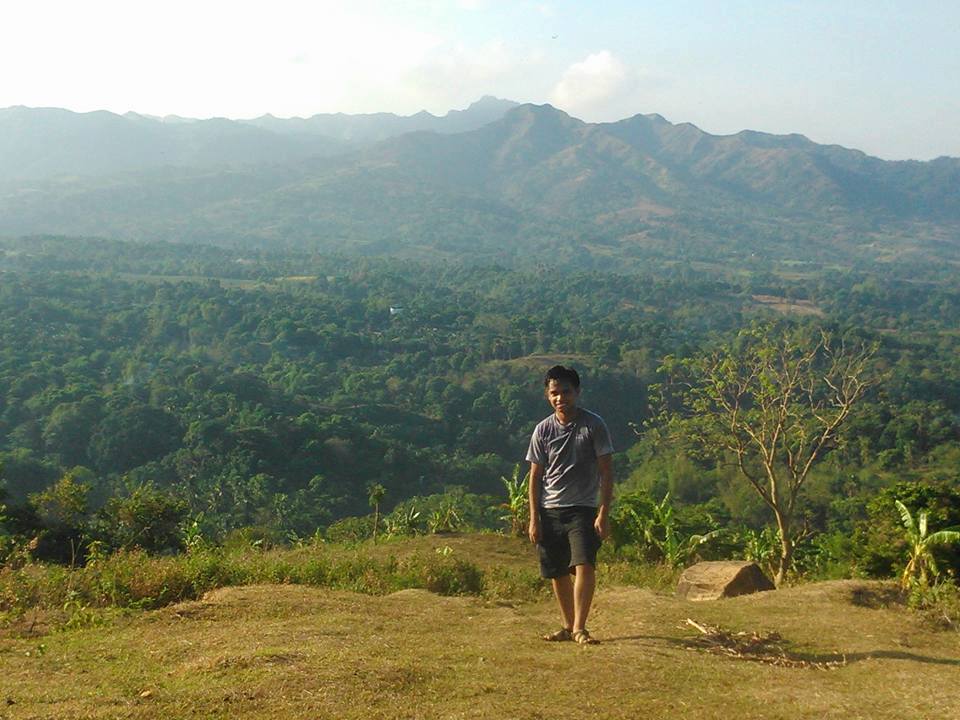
[0,236,958,579]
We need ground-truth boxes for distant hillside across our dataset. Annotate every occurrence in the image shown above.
[241,95,520,142]
[0,97,519,182]
[1,102,958,266]
[0,107,345,180]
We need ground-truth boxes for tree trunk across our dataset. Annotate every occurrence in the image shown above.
[774,512,793,587]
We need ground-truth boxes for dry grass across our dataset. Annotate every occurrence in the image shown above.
[360,533,532,570]
[1,555,958,720]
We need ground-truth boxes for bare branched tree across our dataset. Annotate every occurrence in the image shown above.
[658,326,877,586]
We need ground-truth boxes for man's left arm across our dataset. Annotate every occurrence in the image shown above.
[595,453,613,539]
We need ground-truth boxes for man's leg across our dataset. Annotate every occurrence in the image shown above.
[551,573,575,631]
[572,563,595,632]
[539,508,575,638]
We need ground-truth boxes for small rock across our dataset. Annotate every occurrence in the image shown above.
[139,690,153,699]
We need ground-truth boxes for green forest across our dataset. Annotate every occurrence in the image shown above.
[1,235,959,596]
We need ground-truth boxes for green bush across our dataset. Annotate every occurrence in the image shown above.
[82,550,201,608]
[908,580,960,631]
[0,563,71,617]
[95,485,188,555]
[792,530,859,580]
[854,480,960,579]
[325,515,374,544]
[392,488,500,535]
[222,525,285,552]
[286,557,332,586]
[609,490,656,550]
[420,557,483,596]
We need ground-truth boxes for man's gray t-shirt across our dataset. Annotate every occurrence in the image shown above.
[525,408,614,509]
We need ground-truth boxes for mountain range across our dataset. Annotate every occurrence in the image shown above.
[1,98,957,268]
[0,96,520,181]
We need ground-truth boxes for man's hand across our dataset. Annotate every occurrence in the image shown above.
[528,517,541,544]
[594,511,610,540]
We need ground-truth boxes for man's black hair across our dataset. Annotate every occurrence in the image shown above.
[544,365,580,389]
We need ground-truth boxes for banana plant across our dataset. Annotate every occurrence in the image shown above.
[895,500,960,589]
[498,464,529,537]
[740,525,781,579]
[630,492,721,568]
[427,504,462,534]
[385,506,422,537]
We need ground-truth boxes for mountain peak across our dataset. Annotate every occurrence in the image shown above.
[464,96,518,111]
[439,97,520,127]
[503,103,582,128]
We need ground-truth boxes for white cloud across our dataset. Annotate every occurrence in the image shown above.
[550,51,639,120]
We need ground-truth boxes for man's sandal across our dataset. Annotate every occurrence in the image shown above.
[542,627,573,642]
[573,629,599,645]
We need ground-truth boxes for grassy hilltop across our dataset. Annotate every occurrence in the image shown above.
[1,534,958,720]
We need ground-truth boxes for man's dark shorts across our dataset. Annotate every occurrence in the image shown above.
[537,505,602,579]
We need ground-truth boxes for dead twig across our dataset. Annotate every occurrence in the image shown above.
[683,618,846,670]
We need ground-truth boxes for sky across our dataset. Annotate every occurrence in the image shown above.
[3,0,958,160]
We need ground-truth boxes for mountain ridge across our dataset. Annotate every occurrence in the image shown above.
[0,97,522,181]
[1,101,958,267]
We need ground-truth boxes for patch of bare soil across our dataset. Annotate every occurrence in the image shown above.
[751,294,824,316]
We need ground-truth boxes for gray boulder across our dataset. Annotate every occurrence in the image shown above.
[676,561,775,601]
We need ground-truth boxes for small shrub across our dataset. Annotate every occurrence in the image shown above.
[309,554,397,594]
[419,557,483,596]
[609,491,656,549]
[60,589,106,631]
[0,563,71,616]
[384,506,424,537]
[792,530,858,580]
[222,526,284,553]
[182,549,252,592]
[81,550,196,609]
[908,580,960,631]
[287,557,332,586]
[325,516,374,544]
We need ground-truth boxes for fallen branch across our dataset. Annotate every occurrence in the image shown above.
[683,618,846,670]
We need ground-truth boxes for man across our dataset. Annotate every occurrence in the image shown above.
[526,365,613,645]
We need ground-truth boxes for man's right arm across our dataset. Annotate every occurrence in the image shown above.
[528,462,543,544]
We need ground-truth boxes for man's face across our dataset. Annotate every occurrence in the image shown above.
[546,379,579,415]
